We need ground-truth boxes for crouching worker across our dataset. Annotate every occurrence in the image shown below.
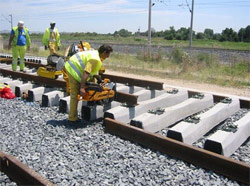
[64,44,113,123]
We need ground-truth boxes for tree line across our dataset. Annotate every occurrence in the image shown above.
[114,25,250,42]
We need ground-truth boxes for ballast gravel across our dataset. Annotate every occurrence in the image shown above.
[0,98,249,186]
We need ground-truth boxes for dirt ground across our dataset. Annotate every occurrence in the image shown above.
[106,69,250,98]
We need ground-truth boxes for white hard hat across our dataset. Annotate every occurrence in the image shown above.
[17,21,24,27]
[50,21,56,25]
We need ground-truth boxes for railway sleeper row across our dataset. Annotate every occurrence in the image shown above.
[0,59,250,184]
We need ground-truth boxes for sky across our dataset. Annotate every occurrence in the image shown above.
[0,0,250,34]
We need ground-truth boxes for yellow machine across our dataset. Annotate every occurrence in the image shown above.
[37,65,63,79]
[37,41,116,104]
[78,78,116,103]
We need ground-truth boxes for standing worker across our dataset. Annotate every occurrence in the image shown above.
[64,44,113,123]
[42,21,61,55]
[8,21,31,72]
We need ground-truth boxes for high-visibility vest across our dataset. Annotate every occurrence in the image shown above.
[65,50,102,83]
[42,27,61,46]
[12,26,31,47]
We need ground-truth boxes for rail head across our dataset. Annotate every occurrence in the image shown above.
[102,73,164,90]
[0,151,54,186]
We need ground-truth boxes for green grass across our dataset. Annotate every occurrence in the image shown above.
[1,33,249,50]
[104,50,250,88]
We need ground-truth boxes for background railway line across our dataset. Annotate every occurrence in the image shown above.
[0,55,249,185]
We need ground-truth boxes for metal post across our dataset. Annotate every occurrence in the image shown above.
[189,0,194,48]
[148,0,152,57]
[9,14,13,29]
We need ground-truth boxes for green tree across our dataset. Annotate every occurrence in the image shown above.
[244,25,250,42]
[176,27,189,40]
[114,29,132,37]
[221,28,238,42]
[163,26,176,40]
[213,33,221,41]
[204,28,214,39]
[196,32,205,39]
[238,28,245,42]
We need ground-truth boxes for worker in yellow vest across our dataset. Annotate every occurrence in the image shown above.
[64,44,113,123]
[8,21,31,72]
[42,21,61,55]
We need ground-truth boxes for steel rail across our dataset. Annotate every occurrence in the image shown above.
[0,68,138,105]
[0,151,54,186]
[188,90,250,109]
[104,118,250,184]
[102,74,163,90]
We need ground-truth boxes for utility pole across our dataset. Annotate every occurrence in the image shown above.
[148,0,152,56]
[9,14,13,29]
[189,0,194,48]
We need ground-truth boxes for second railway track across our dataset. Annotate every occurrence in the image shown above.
[0,56,249,185]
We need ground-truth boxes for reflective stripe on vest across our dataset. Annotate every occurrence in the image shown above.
[67,53,86,79]
[75,53,85,69]
[67,59,85,79]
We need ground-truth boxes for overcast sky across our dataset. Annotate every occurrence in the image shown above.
[0,0,249,34]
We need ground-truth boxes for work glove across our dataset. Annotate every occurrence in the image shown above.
[45,46,48,50]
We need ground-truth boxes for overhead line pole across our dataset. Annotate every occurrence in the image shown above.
[9,14,13,29]
[148,0,152,57]
[189,0,194,48]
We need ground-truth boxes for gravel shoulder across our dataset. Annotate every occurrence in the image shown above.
[106,69,250,98]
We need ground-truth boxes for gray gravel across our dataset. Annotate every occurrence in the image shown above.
[0,98,248,185]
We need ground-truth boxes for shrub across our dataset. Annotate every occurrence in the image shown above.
[134,38,142,42]
[196,53,211,66]
[169,46,184,64]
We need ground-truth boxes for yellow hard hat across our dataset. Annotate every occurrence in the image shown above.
[82,42,91,50]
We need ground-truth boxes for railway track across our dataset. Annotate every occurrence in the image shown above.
[0,55,249,185]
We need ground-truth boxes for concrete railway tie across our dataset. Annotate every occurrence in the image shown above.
[130,93,214,132]
[204,111,250,157]
[104,89,188,124]
[167,97,240,144]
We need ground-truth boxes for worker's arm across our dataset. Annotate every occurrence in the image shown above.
[56,29,61,47]
[80,59,97,96]
[42,29,49,47]
[26,29,31,51]
[80,71,89,97]
[8,34,14,50]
